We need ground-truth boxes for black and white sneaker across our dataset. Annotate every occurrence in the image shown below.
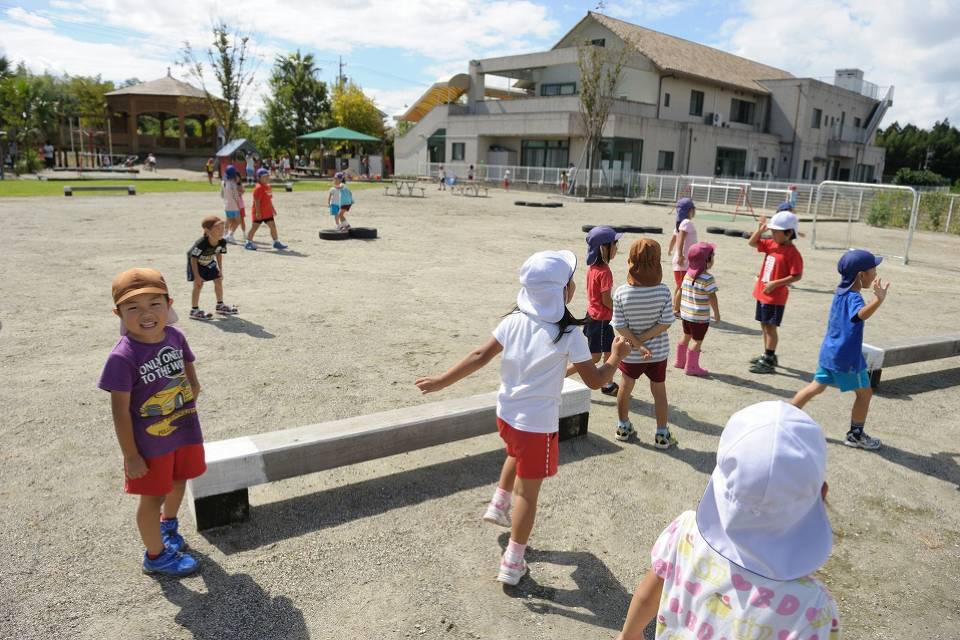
[844,431,881,450]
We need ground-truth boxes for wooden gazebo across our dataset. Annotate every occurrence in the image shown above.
[104,71,219,157]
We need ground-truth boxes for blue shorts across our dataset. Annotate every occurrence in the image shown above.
[186,259,220,282]
[755,301,785,326]
[813,366,871,392]
[245,167,254,176]
[225,210,239,219]
[583,318,614,354]
[329,204,340,216]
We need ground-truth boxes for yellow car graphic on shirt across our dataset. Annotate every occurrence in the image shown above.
[140,376,195,418]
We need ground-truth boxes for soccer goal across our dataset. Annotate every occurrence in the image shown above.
[810,181,919,264]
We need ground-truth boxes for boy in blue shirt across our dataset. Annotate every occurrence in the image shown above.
[792,249,890,449]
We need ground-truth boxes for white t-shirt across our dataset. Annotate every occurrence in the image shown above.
[650,511,841,640]
[492,312,592,433]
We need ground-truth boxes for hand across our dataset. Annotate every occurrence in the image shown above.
[763,282,779,295]
[635,344,653,359]
[415,376,445,394]
[872,277,890,301]
[191,383,202,398]
[713,313,721,323]
[611,336,632,360]
[757,215,768,232]
[125,454,148,480]
[677,255,686,267]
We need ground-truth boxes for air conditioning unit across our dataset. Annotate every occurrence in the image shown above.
[711,112,721,127]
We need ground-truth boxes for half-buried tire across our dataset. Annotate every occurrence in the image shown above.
[641,226,663,234]
[741,231,753,239]
[319,229,350,241]
[581,224,595,232]
[545,202,563,208]
[724,228,744,237]
[348,227,378,240]
[706,226,726,235]
[526,202,545,207]
[514,200,527,206]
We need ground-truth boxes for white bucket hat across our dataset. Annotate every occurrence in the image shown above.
[767,211,799,233]
[516,250,577,323]
[696,401,832,581]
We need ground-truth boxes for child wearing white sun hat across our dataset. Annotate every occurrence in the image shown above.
[416,250,631,586]
[617,400,841,640]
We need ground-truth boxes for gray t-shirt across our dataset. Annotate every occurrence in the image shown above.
[612,283,674,362]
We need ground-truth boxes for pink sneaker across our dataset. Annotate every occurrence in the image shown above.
[497,555,528,585]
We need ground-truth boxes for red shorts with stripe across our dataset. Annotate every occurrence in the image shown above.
[124,444,206,496]
[497,418,558,479]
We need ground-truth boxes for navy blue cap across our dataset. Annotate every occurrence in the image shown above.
[777,201,794,212]
[586,225,624,265]
[255,167,269,178]
[224,165,238,179]
[836,249,882,294]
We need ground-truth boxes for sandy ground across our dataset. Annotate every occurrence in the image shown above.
[1,186,959,640]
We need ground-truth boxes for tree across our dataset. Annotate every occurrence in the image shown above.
[0,56,11,80]
[576,40,629,197]
[180,21,257,143]
[0,69,60,146]
[330,80,384,139]
[261,50,330,155]
[876,119,960,182]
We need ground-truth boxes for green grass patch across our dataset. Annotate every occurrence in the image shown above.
[0,180,381,198]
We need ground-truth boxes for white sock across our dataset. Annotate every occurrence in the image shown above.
[490,487,511,512]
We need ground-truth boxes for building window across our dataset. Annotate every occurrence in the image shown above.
[854,116,862,128]
[657,150,674,171]
[591,38,606,47]
[812,166,819,182]
[452,143,465,161]
[521,139,570,168]
[664,93,671,107]
[541,82,577,96]
[729,99,755,125]
[802,160,811,180]
[757,157,768,174]
[689,90,704,116]
[812,108,822,128]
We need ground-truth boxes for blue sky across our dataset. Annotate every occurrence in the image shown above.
[2,0,958,127]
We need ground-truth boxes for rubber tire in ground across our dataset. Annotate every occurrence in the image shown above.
[526,202,545,207]
[619,225,646,233]
[348,227,378,240]
[741,231,753,239]
[545,202,563,208]
[581,224,595,232]
[706,226,727,235]
[319,229,350,241]
[641,226,663,234]
[514,200,527,206]
[724,228,744,237]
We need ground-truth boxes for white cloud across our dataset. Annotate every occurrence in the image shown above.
[365,87,429,119]
[715,0,960,128]
[6,6,55,29]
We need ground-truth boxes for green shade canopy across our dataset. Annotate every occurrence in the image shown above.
[297,126,381,142]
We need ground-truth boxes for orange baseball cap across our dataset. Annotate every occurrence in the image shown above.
[111,268,170,305]
[201,215,222,230]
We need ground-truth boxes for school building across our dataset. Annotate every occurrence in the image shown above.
[395,12,892,183]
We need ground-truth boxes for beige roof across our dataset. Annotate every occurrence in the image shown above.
[572,12,793,94]
[105,75,208,99]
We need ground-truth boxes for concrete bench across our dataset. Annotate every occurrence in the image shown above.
[187,379,591,530]
[64,184,135,196]
[863,334,960,387]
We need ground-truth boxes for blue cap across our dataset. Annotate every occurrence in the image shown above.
[836,249,882,294]
[256,168,269,179]
[777,201,794,212]
[586,225,624,265]
[224,165,238,179]
[676,197,695,221]
[335,172,345,180]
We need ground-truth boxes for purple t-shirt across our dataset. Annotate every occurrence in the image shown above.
[98,326,203,458]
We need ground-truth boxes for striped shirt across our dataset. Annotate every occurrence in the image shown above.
[680,273,718,323]
[612,283,675,362]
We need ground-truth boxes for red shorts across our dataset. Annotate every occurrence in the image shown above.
[682,319,709,341]
[497,418,558,479]
[618,359,668,383]
[673,270,684,286]
[125,444,206,496]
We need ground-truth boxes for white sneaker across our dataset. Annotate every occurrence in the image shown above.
[224,233,235,244]
[496,555,528,585]
[482,504,511,528]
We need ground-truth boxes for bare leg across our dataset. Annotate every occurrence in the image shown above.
[650,380,668,427]
[247,221,261,242]
[689,338,702,353]
[213,278,224,303]
[266,220,279,241]
[137,494,166,555]
[497,455,517,493]
[792,381,826,409]
[163,481,187,520]
[191,281,203,308]
[764,324,779,352]
[679,333,693,349]
[617,375,637,422]
[852,386,872,423]
[511,476,543,545]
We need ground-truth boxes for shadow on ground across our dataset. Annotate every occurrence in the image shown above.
[207,317,276,339]
[874,367,960,400]
[826,437,960,490]
[707,371,797,399]
[497,531,635,633]
[204,434,622,553]
[158,551,309,640]
[711,319,762,336]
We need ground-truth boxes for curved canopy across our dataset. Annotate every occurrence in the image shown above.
[398,74,526,122]
[297,126,381,142]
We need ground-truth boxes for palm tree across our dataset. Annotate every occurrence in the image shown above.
[262,50,329,154]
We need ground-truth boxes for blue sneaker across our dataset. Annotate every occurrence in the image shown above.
[273,240,288,250]
[244,240,257,250]
[160,517,186,553]
[142,548,198,577]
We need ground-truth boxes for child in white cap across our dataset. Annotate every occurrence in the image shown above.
[617,401,841,640]
[416,250,632,586]
[792,249,890,449]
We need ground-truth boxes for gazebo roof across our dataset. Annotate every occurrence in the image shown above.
[106,74,208,99]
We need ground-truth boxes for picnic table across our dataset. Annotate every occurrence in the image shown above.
[385,178,425,197]
[452,180,488,197]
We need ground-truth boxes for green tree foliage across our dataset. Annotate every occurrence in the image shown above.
[892,167,949,187]
[330,81,384,138]
[261,50,330,155]
[0,69,61,145]
[0,56,11,80]
[876,120,960,182]
[180,21,257,143]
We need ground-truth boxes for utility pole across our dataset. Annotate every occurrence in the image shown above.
[338,56,346,87]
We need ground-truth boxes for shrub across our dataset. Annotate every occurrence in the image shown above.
[13,148,41,175]
[867,191,912,228]
[892,168,949,187]
[918,192,949,231]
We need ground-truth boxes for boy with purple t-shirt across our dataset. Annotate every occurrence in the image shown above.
[98,268,206,577]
